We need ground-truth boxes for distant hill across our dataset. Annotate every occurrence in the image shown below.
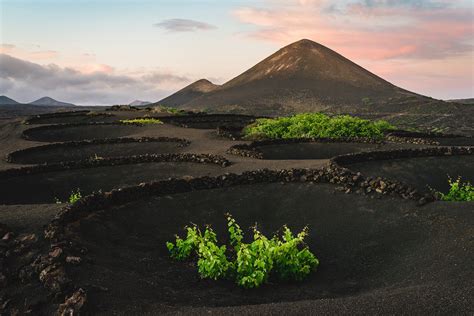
[0,95,20,105]
[29,97,75,107]
[448,98,474,105]
[156,79,219,107]
[129,100,152,106]
[183,39,417,115]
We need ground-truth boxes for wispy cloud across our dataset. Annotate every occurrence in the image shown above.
[0,43,60,61]
[153,18,217,32]
[0,43,16,54]
[0,54,192,105]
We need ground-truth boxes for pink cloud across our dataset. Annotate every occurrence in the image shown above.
[28,50,59,60]
[0,44,16,54]
[0,44,59,61]
[233,1,473,98]
[234,4,473,60]
[77,63,115,74]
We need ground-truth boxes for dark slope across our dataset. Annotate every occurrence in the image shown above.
[448,98,474,105]
[184,39,416,115]
[156,79,219,107]
[29,96,75,107]
[0,95,19,105]
[129,100,152,106]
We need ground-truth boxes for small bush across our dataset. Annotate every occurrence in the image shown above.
[243,113,394,140]
[166,214,319,288]
[68,189,82,204]
[149,105,186,115]
[54,189,82,204]
[437,177,474,201]
[120,118,163,125]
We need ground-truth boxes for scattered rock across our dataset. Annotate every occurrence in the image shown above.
[65,256,81,265]
[39,264,70,293]
[57,288,87,316]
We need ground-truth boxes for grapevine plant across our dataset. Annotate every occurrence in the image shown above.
[54,189,82,204]
[437,177,474,201]
[166,214,319,288]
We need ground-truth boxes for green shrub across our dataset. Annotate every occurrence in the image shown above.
[196,227,231,280]
[243,113,394,140]
[120,118,163,125]
[54,189,82,204]
[68,189,82,204]
[437,177,474,201]
[272,226,318,281]
[234,227,275,288]
[166,214,319,288]
[150,105,186,115]
[166,226,200,260]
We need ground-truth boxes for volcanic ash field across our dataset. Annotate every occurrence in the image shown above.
[0,107,473,315]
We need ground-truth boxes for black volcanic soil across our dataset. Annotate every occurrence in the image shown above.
[70,183,473,315]
[256,142,416,160]
[9,140,187,164]
[0,162,224,204]
[434,137,474,146]
[349,155,474,193]
[0,204,63,233]
[160,114,256,130]
[0,107,472,315]
[23,124,152,142]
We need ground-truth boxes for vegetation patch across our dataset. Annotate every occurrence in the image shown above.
[167,214,319,288]
[55,189,82,204]
[243,113,394,140]
[120,118,163,125]
[149,105,187,115]
[436,177,473,201]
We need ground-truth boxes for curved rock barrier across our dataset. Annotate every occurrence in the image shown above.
[0,153,231,205]
[332,147,474,194]
[24,110,90,122]
[24,111,115,125]
[44,167,432,239]
[7,137,190,164]
[22,122,155,142]
[331,146,474,166]
[330,146,474,195]
[228,137,386,159]
[386,131,474,146]
[387,130,467,139]
[0,153,230,179]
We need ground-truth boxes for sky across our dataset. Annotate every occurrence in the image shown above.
[0,0,473,105]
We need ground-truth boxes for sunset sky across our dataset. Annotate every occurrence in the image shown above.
[1,0,473,105]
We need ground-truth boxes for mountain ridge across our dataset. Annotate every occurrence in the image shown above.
[182,39,418,115]
[0,95,19,105]
[129,100,152,106]
[29,97,75,107]
[156,79,219,107]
